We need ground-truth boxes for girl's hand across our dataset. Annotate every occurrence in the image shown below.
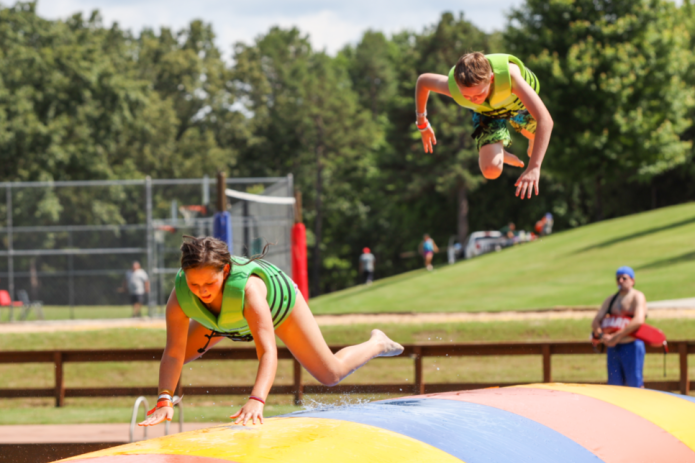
[138,406,173,426]
[419,122,436,153]
[231,399,264,426]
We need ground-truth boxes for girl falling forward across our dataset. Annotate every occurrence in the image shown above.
[139,236,403,426]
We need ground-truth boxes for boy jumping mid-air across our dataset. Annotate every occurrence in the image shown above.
[415,52,553,199]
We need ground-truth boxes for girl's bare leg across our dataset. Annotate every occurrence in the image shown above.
[275,294,403,386]
[184,320,226,363]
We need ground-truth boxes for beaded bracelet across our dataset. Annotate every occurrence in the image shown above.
[249,395,266,405]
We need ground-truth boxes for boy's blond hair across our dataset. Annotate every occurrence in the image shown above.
[453,52,492,87]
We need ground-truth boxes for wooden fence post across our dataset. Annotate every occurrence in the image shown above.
[293,359,304,405]
[679,342,690,395]
[54,351,65,407]
[542,344,552,383]
[413,346,424,395]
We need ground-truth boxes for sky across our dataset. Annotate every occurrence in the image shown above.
[36,0,524,56]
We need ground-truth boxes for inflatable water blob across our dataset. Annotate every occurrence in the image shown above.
[58,383,695,462]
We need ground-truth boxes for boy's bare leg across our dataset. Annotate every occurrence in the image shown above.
[503,151,524,168]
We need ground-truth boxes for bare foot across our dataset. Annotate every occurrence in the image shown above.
[503,151,524,168]
[371,329,404,357]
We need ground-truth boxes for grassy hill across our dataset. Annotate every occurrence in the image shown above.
[310,203,695,314]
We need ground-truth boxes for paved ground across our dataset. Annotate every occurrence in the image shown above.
[1,299,695,333]
[0,422,221,444]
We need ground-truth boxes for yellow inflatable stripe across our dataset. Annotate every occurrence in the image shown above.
[516,383,695,451]
[64,417,465,463]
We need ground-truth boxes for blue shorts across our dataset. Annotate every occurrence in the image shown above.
[606,340,645,387]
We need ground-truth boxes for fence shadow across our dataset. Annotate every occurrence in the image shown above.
[636,251,695,271]
[576,216,695,253]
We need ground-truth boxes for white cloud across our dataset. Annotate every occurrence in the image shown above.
[36,0,525,56]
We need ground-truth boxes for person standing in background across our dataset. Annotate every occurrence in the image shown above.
[419,234,439,271]
[591,266,647,388]
[359,248,376,285]
[534,213,554,236]
[500,222,517,240]
[122,261,150,317]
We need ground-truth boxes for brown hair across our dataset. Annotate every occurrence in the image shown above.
[453,52,491,88]
[180,235,270,271]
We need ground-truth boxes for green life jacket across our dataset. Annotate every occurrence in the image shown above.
[447,54,540,118]
[175,257,296,341]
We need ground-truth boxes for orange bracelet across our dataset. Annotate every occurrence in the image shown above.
[146,399,173,416]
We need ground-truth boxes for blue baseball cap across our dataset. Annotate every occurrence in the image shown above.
[616,266,635,280]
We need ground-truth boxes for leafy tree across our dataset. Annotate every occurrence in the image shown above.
[232,28,379,294]
[506,0,694,220]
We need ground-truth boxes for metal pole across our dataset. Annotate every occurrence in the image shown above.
[6,186,14,321]
[68,231,74,319]
[203,175,210,209]
[145,177,156,317]
[242,201,249,256]
[287,175,294,278]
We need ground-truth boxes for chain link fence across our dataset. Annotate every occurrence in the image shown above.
[0,176,293,320]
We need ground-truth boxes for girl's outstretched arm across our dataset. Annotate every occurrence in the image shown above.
[139,290,189,426]
[415,73,450,153]
[510,64,554,199]
[230,276,278,426]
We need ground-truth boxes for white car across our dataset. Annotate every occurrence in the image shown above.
[463,231,509,259]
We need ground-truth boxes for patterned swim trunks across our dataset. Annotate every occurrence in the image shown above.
[471,110,537,152]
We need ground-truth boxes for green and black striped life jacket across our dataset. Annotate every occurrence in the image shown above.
[448,53,540,119]
[175,257,296,341]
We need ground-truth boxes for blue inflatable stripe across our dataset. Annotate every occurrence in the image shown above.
[656,390,695,406]
[286,398,604,463]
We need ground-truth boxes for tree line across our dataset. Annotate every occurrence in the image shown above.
[1,1,693,295]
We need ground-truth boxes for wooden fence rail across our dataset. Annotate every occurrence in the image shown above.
[0,341,692,407]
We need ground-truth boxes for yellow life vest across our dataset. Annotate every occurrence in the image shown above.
[447,54,540,118]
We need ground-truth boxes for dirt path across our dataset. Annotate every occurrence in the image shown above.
[1,305,694,333]
[0,423,219,443]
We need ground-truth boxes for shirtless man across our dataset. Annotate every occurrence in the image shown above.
[591,266,647,387]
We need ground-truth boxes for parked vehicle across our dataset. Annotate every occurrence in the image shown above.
[463,231,510,259]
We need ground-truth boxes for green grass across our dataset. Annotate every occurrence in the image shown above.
[310,202,695,314]
[0,305,160,323]
[2,319,695,424]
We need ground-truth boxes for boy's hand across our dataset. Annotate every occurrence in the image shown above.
[515,167,540,199]
[231,399,264,426]
[419,123,436,153]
